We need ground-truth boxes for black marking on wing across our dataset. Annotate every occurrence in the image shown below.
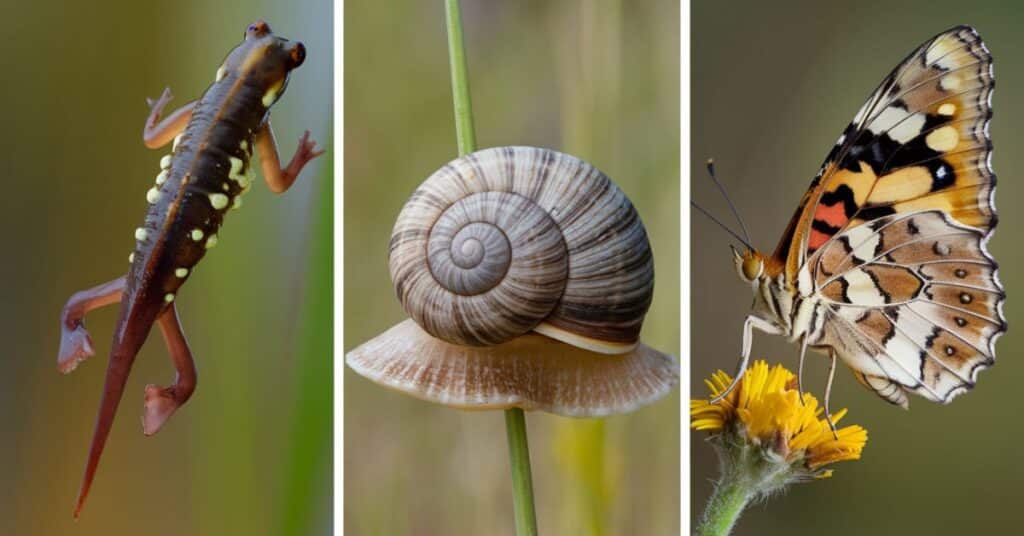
[864,267,892,304]
[819,184,859,219]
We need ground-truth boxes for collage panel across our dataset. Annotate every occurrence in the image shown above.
[692,1,1022,534]
[344,1,680,534]
[1,1,332,534]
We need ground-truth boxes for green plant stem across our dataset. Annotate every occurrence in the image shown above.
[445,0,477,156]
[505,408,539,536]
[444,2,538,535]
[696,474,752,536]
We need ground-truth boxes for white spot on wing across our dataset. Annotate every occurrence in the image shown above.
[844,268,886,306]
[843,225,880,263]
[925,126,959,151]
[797,265,813,297]
[870,106,926,143]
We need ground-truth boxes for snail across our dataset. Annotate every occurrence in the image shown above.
[346,146,678,416]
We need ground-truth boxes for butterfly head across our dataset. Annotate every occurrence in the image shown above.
[732,246,765,285]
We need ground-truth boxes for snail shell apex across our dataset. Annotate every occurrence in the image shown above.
[389,146,654,353]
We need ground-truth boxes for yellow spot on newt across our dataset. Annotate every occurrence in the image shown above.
[228,157,244,180]
[261,82,283,107]
[175,268,189,278]
[164,293,175,303]
[231,196,243,210]
[205,234,219,249]
[191,229,204,241]
[208,193,230,210]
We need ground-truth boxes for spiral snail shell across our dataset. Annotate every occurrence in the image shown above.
[347,146,677,416]
[389,146,654,353]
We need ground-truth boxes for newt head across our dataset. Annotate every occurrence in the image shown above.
[215,20,306,109]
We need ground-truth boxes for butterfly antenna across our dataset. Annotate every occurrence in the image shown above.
[705,159,753,248]
[691,201,754,251]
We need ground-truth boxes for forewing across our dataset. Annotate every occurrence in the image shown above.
[773,26,995,281]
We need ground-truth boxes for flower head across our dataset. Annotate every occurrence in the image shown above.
[691,360,867,480]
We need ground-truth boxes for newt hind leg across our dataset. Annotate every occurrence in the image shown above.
[58,276,125,374]
[142,303,197,436]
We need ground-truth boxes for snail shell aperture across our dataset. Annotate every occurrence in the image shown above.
[389,146,654,353]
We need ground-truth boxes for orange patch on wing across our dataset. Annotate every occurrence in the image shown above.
[808,227,831,251]
[814,202,849,228]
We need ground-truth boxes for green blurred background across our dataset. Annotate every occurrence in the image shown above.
[0,1,332,534]
[693,1,1024,534]
[344,1,679,534]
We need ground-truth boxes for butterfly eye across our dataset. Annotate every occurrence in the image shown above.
[741,256,763,282]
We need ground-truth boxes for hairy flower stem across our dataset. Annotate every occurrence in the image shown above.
[697,438,792,536]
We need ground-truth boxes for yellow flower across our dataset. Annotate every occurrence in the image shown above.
[691,360,867,476]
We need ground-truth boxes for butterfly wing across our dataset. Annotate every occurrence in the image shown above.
[773,26,1003,406]
[812,210,1005,405]
[772,26,996,283]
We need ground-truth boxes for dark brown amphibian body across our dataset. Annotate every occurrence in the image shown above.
[56,20,324,518]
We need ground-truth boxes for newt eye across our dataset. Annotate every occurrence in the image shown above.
[245,20,271,38]
[290,42,306,67]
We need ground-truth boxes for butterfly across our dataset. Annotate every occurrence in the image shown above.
[710,25,1004,415]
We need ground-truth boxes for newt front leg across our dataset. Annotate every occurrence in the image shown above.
[143,87,196,149]
[255,119,325,193]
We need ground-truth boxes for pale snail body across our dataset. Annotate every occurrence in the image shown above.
[347,146,677,416]
[389,146,654,353]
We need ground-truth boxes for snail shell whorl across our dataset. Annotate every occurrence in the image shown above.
[389,146,654,351]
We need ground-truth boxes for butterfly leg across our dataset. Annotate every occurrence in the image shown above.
[143,87,197,149]
[142,303,197,436]
[822,350,839,438]
[711,315,782,403]
[796,337,809,406]
[58,276,126,374]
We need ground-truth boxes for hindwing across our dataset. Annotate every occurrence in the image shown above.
[811,210,1004,405]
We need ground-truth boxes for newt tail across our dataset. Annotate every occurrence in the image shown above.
[74,299,162,519]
